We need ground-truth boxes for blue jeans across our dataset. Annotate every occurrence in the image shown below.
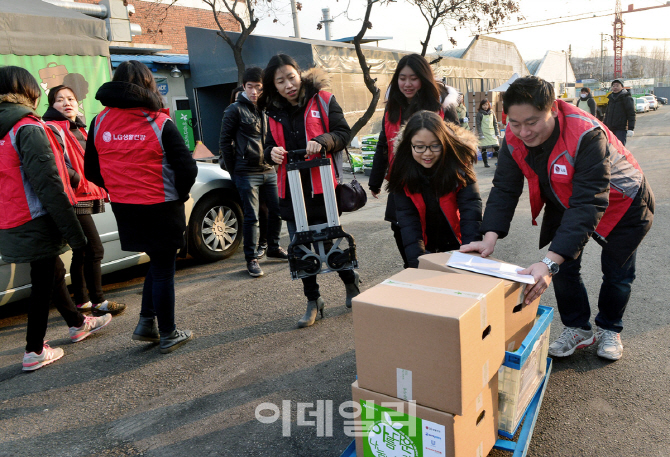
[613,129,627,146]
[552,249,637,333]
[141,250,178,334]
[286,219,356,301]
[234,172,282,261]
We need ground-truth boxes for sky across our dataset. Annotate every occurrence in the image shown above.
[252,0,670,60]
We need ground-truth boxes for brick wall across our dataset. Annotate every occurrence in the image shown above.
[75,0,240,54]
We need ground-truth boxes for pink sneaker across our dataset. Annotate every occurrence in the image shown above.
[23,343,64,371]
[69,314,112,343]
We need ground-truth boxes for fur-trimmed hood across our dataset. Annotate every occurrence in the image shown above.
[268,67,331,111]
[0,94,38,139]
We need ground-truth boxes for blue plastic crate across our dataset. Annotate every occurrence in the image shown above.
[503,306,553,369]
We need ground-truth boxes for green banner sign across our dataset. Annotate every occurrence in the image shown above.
[0,54,110,126]
[175,109,195,151]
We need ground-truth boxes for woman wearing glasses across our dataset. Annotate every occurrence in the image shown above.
[386,111,482,268]
[368,53,459,268]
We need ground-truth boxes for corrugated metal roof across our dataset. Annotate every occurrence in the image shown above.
[110,54,189,68]
[525,58,542,75]
[439,48,466,58]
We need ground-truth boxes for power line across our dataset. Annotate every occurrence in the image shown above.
[478,12,613,35]
[489,8,612,32]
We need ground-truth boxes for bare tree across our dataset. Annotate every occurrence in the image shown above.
[201,0,289,85]
[348,0,393,139]
[408,0,523,57]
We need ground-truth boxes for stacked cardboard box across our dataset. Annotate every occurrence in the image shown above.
[351,269,506,457]
[418,252,540,352]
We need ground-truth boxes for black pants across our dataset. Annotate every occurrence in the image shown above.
[70,214,105,305]
[26,256,84,353]
[141,250,178,334]
[259,197,268,247]
[286,219,356,301]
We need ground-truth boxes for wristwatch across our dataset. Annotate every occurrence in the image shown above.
[542,257,560,276]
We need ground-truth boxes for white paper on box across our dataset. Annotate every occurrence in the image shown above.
[381,279,488,329]
[475,393,483,412]
[446,251,536,285]
[397,368,412,401]
[482,360,489,388]
[422,420,447,456]
[476,441,484,457]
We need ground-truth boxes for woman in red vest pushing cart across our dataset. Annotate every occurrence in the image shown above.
[368,54,459,268]
[387,110,483,268]
[0,66,112,371]
[43,85,126,317]
[259,54,360,328]
[85,61,198,354]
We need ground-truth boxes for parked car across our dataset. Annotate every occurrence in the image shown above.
[0,161,242,306]
[643,95,658,110]
[656,96,668,105]
[636,98,650,113]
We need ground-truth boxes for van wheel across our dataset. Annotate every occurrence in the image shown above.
[188,193,243,262]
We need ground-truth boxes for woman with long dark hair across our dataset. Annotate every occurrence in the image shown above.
[368,53,459,268]
[85,60,198,353]
[259,54,360,328]
[387,111,482,268]
[43,85,126,316]
[0,66,112,371]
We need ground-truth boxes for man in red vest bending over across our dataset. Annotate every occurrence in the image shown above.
[461,76,654,361]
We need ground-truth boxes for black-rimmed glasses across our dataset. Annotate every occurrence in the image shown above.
[411,143,442,153]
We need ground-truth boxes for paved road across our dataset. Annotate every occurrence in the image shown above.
[0,107,668,457]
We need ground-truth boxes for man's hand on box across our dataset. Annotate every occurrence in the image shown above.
[519,262,552,305]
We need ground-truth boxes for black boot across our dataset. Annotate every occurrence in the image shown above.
[345,271,361,309]
[159,329,193,354]
[482,151,490,167]
[132,316,159,343]
[297,297,325,328]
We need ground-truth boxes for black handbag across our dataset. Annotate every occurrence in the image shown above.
[312,101,367,212]
[336,149,368,212]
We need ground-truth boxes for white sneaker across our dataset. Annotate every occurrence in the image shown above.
[548,326,596,357]
[22,343,64,371]
[69,314,112,343]
[595,327,623,361]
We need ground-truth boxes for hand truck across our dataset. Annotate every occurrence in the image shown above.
[285,149,358,280]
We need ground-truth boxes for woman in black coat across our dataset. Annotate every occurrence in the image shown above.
[387,111,483,268]
[368,53,459,268]
[85,61,198,354]
[260,54,360,328]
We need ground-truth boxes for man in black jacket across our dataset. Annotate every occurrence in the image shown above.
[461,76,654,362]
[604,79,636,146]
[219,67,287,277]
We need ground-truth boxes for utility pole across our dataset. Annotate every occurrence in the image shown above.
[290,0,301,38]
[601,32,606,82]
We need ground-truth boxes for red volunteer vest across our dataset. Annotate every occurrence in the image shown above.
[405,189,462,245]
[384,107,444,180]
[0,115,77,229]
[93,108,178,205]
[269,91,338,199]
[47,120,107,203]
[506,100,643,238]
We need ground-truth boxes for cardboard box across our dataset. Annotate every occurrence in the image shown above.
[352,375,498,457]
[353,269,505,415]
[418,252,540,352]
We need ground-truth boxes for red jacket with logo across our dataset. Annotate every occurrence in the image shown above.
[93,108,179,205]
[268,91,338,199]
[506,100,643,239]
[47,120,107,202]
[0,115,76,229]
